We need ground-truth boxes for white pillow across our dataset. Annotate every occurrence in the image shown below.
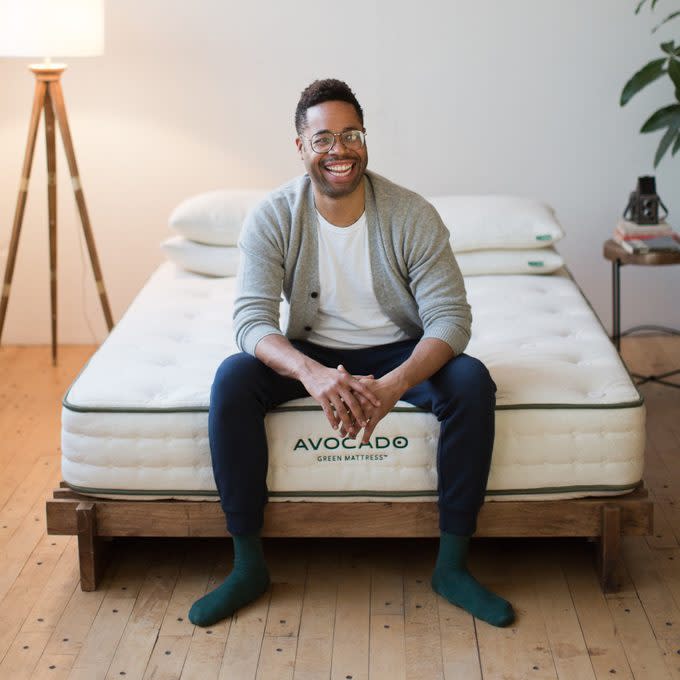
[162,233,563,279]
[169,189,267,246]
[456,248,564,276]
[427,195,564,252]
[161,236,240,277]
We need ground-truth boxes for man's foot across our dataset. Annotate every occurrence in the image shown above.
[432,565,514,627]
[188,566,270,627]
[188,534,270,627]
[432,531,514,627]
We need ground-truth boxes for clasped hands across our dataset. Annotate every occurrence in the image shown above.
[301,362,405,444]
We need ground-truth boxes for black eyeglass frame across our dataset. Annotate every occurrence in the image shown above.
[300,129,367,154]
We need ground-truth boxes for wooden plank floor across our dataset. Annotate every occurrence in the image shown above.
[0,339,678,680]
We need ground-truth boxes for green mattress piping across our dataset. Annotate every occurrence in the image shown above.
[62,397,644,414]
[63,481,641,498]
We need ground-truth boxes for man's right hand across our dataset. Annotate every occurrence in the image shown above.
[254,335,381,437]
[298,363,381,437]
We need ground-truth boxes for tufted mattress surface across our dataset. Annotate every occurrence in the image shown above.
[62,262,645,502]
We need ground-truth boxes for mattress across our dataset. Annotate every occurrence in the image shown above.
[61,262,645,502]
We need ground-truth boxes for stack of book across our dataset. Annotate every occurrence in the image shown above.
[613,218,680,254]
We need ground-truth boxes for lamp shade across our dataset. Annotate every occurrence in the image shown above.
[0,0,104,58]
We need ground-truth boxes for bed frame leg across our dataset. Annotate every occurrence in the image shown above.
[597,504,621,593]
[76,501,109,591]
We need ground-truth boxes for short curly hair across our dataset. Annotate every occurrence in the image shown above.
[295,79,364,134]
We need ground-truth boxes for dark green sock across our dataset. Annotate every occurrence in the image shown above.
[431,532,514,627]
[188,534,270,627]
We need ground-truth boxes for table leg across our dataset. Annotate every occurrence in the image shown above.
[612,259,621,351]
[632,367,680,388]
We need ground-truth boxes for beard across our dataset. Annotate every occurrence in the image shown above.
[306,151,368,199]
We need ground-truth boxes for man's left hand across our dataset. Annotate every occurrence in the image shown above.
[336,365,405,444]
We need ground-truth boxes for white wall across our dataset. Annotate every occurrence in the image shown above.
[1,0,678,344]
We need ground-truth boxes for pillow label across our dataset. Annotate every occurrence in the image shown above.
[535,234,553,241]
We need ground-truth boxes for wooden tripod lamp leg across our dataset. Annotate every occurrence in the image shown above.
[44,89,58,365]
[0,80,47,343]
[49,79,114,332]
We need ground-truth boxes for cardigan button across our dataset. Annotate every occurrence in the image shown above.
[304,326,312,331]
[310,292,318,298]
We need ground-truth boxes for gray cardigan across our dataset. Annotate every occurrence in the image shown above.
[234,170,472,356]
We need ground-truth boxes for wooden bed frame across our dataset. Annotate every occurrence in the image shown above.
[45,481,653,593]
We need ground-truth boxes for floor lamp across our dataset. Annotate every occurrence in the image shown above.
[0,0,113,364]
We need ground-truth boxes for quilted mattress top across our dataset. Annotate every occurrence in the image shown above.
[64,262,641,412]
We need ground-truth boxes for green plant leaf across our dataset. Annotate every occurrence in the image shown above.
[641,104,680,132]
[620,58,667,105]
[669,58,680,89]
[661,41,676,54]
[653,10,680,31]
[654,125,678,167]
[635,0,647,13]
[672,131,680,155]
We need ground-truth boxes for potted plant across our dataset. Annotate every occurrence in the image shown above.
[621,0,680,167]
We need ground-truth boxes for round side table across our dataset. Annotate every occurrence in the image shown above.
[603,239,680,388]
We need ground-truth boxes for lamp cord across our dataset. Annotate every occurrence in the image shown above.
[74,220,99,344]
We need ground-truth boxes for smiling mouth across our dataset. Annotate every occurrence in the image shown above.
[324,161,355,177]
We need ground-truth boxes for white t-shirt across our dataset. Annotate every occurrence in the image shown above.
[306,210,410,349]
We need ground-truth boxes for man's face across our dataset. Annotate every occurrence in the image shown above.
[296,100,368,200]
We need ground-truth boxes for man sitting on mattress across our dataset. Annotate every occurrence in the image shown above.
[189,78,514,628]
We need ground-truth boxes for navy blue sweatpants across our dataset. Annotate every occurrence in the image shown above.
[208,338,496,537]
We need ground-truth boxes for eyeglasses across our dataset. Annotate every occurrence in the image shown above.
[302,129,366,154]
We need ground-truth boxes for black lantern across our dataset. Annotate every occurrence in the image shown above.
[623,175,668,225]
